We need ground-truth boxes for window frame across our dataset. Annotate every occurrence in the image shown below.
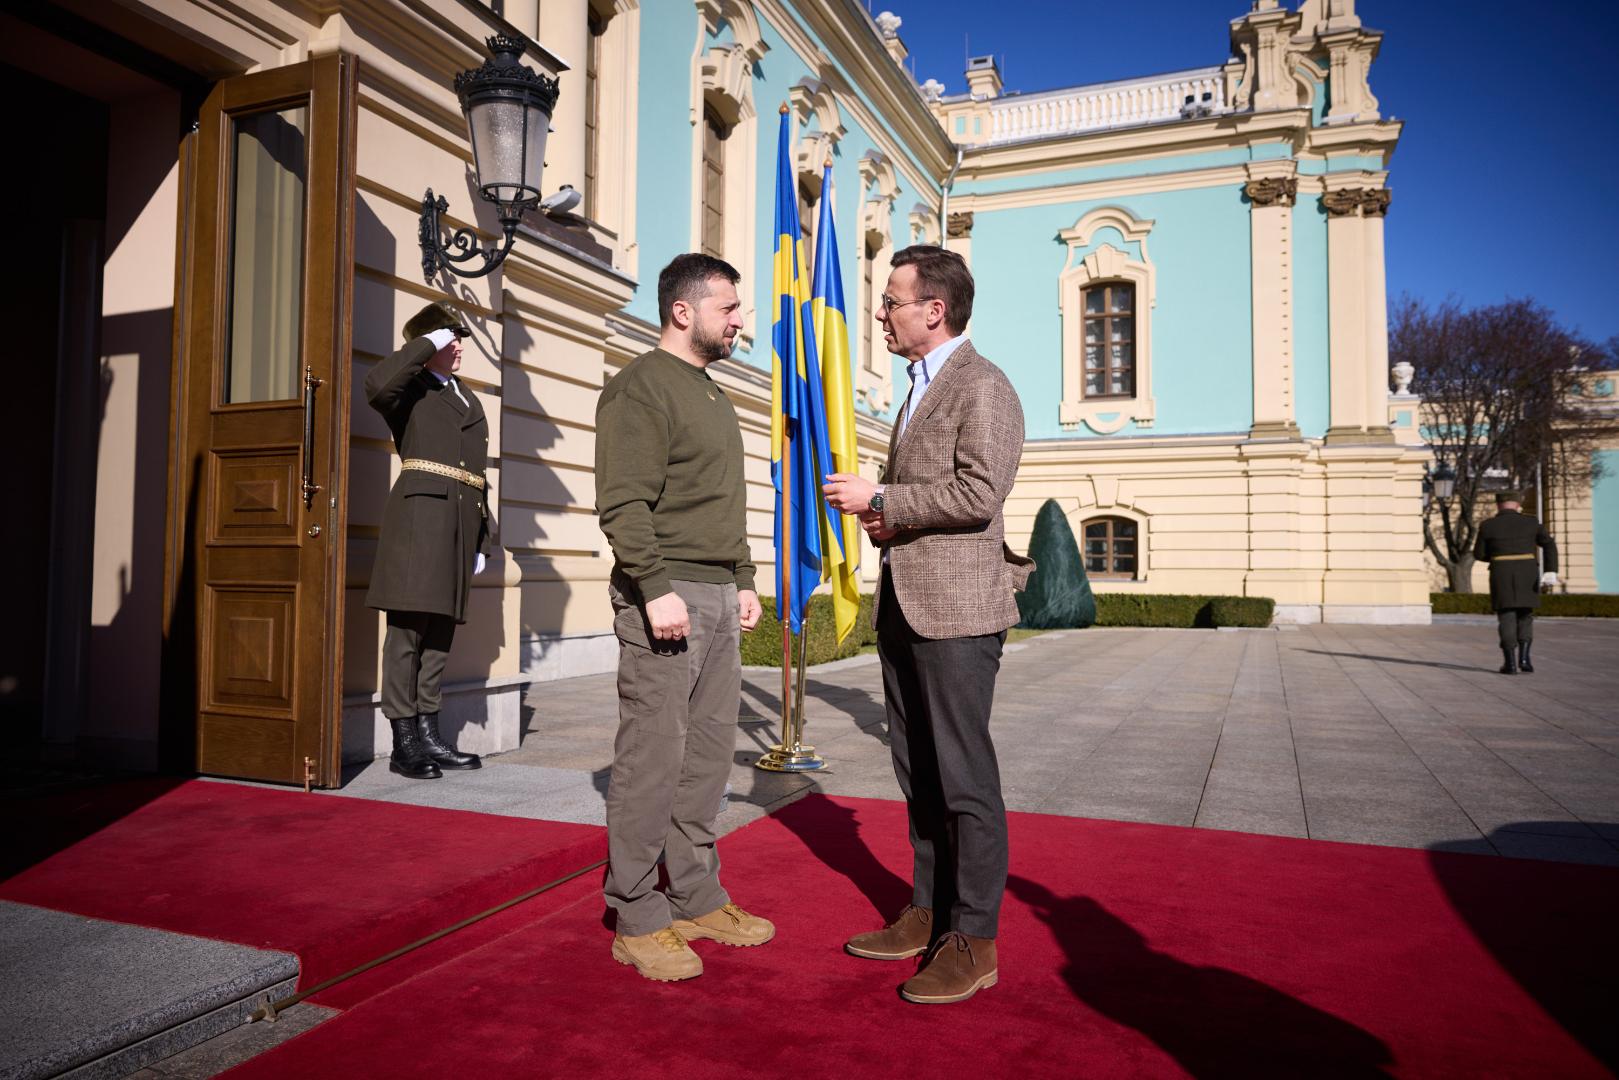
[1081,280,1136,401]
[1082,516,1141,580]
[1057,207,1157,434]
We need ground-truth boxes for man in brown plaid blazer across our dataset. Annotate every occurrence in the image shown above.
[825,245,1032,1005]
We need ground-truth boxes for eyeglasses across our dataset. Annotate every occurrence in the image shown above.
[880,293,937,313]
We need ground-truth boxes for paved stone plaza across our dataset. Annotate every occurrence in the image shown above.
[333,619,1619,864]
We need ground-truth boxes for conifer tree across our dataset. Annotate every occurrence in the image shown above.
[1016,499,1096,629]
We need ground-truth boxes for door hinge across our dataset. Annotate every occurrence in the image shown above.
[303,756,315,793]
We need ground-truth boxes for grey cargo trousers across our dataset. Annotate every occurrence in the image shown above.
[603,577,740,937]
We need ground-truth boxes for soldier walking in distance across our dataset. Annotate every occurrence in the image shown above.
[364,301,493,778]
[1473,490,1559,674]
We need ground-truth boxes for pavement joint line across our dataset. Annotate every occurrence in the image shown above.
[1313,625,1497,851]
[1358,630,1596,838]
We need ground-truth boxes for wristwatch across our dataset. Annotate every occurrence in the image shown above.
[869,487,885,514]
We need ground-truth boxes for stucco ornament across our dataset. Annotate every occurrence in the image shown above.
[875,11,902,38]
[1243,177,1297,207]
[920,78,945,102]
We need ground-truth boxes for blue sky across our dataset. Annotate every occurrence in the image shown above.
[882,0,1619,345]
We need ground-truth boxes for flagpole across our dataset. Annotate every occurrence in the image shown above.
[756,102,824,773]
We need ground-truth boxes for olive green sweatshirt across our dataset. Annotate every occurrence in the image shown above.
[595,349,757,602]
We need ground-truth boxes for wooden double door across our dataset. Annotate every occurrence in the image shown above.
[166,54,357,787]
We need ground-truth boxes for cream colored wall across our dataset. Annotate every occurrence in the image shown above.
[1008,436,1431,620]
[88,90,181,763]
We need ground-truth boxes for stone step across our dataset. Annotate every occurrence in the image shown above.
[0,901,297,1080]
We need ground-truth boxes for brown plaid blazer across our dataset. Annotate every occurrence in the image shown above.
[874,340,1034,639]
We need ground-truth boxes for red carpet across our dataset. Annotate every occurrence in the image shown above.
[225,795,1618,1078]
[0,778,604,991]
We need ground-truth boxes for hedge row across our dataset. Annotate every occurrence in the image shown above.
[740,593,878,668]
[1430,592,1619,617]
[1093,594,1275,628]
[740,591,1278,668]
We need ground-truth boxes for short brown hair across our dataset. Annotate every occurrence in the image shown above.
[891,245,974,334]
[658,253,740,328]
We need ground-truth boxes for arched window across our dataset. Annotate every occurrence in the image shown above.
[1083,516,1138,579]
[1081,281,1134,398]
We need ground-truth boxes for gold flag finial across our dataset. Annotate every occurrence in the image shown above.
[779,102,789,114]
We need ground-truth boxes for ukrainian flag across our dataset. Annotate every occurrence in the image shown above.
[770,106,841,634]
[810,160,862,645]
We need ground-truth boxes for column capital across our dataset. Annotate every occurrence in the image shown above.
[1244,177,1298,208]
[1322,187,1364,218]
[1360,188,1391,217]
[946,211,974,238]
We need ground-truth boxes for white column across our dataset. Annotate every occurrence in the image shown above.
[537,0,590,197]
[1246,167,1299,439]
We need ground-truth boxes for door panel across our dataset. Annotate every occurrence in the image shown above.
[169,54,356,787]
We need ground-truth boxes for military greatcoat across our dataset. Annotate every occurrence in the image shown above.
[1472,509,1558,611]
[364,336,492,623]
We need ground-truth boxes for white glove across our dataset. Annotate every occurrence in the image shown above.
[425,327,457,352]
[1540,572,1557,587]
[474,552,487,576]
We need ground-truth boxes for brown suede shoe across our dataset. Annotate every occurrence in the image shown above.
[845,905,934,960]
[671,903,776,947]
[899,931,997,1004]
[611,927,703,982]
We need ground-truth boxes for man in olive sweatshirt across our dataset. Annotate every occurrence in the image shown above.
[594,253,770,982]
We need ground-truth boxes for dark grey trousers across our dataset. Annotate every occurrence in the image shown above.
[877,571,1008,938]
[1498,608,1535,649]
[603,578,740,937]
[381,610,456,720]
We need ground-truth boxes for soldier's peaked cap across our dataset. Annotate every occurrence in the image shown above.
[403,300,470,343]
[1494,490,1523,504]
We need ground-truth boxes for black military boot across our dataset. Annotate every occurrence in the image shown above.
[417,713,482,770]
[1518,641,1534,674]
[389,715,442,779]
[1498,647,1518,675]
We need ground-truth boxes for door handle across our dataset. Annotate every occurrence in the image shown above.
[301,365,323,508]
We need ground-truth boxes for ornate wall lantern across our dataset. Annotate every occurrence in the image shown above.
[419,35,560,282]
[1430,462,1456,501]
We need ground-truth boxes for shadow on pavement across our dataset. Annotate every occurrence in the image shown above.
[1296,650,1488,673]
[1008,875,1394,1078]
[770,793,910,918]
[1429,825,1619,1071]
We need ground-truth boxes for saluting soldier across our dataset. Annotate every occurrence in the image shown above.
[1473,490,1558,675]
[364,301,494,778]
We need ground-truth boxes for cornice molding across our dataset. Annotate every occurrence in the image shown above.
[752,0,952,184]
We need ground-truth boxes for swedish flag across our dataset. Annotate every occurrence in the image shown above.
[810,160,862,645]
[770,107,841,634]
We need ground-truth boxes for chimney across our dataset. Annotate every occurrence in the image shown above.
[965,54,1001,100]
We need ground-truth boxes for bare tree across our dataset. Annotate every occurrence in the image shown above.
[1391,296,1614,593]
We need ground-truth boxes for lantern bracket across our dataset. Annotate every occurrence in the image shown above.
[419,189,519,282]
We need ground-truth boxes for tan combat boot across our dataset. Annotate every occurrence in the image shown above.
[672,902,776,947]
[611,927,703,982]
[900,931,997,1004]
[844,905,933,960]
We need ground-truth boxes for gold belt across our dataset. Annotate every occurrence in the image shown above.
[401,459,486,490]
[1493,554,1536,561]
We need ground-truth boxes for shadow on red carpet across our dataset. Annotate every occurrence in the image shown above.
[0,779,604,990]
[223,795,1616,1079]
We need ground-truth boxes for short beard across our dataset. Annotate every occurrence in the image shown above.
[692,323,733,362]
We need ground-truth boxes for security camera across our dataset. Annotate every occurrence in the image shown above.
[539,185,582,215]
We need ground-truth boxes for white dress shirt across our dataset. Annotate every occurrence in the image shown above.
[881,333,967,563]
[896,332,967,439]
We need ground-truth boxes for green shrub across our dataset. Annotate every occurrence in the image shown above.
[1208,596,1276,627]
[1017,499,1096,629]
[1429,592,1492,615]
[741,593,878,667]
[1094,594,1274,628]
[1430,592,1619,617]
